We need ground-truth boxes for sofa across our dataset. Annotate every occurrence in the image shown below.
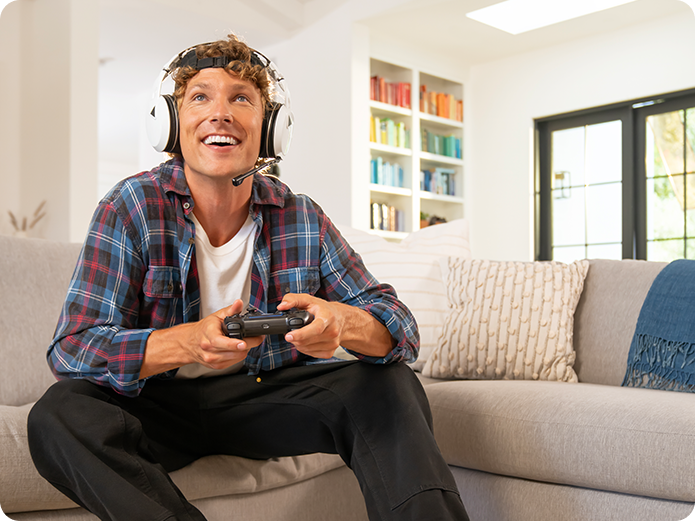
[1,221,694,521]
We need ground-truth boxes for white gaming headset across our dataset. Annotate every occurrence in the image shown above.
[145,43,293,161]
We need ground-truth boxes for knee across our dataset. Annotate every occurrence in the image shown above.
[28,379,102,451]
[343,363,433,423]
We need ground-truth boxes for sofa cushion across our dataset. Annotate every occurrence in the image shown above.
[0,236,82,406]
[336,219,471,371]
[0,403,346,514]
[426,380,695,502]
[423,259,588,382]
[573,259,666,385]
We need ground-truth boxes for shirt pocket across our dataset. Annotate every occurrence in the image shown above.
[143,266,183,298]
[268,267,320,303]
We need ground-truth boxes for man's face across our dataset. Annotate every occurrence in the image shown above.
[178,67,264,183]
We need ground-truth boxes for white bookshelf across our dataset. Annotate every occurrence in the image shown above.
[367,58,464,239]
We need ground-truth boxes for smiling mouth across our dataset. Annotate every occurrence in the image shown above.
[203,135,239,146]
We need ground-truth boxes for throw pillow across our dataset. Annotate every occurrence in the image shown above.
[336,220,471,371]
[423,258,589,381]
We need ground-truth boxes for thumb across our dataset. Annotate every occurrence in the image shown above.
[216,299,245,318]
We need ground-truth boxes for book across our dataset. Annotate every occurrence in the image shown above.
[370,75,412,109]
[420,167,457,196]
[419,84,463,122]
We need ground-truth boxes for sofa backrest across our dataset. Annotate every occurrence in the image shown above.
[573,259,666,386]
[0,235,82,406]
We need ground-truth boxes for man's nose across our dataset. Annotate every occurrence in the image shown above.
[210,98,234,123]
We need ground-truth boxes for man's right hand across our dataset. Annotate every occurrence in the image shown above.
[139,299,263,380]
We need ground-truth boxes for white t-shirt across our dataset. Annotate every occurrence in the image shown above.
[176,212,258,379]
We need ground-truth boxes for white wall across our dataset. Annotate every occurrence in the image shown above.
[467,11,695,261]
[0,0,98,243]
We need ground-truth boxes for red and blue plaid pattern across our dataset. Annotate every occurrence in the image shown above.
[48,158,419,396]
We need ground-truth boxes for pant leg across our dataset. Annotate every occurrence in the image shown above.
[27,378,206,521]
[196,361,469,521]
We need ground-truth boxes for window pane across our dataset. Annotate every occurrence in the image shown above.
[587,243,622,260]
[552,245,585,263]
[647,239,685,262]
[586,183,622,244]
[552,127,585,188]
[552,186,585,246]
[688,239,695,259]
[585,121,622,185]
[646,175,685,241]
[647,111,685,176]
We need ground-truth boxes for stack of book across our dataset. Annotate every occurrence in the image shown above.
[421,129,461,159]
[370,203,405,232]
[420,85,463,122]
[370,116,410,149]
[420,168,456,196]
[370,76,411,109]
[371,157,405,188]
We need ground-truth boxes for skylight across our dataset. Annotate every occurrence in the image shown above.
[466,0,638,35]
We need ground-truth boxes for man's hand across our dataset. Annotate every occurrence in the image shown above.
[140,299,263,379]
[277,294,395,359]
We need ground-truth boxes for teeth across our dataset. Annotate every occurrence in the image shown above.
[204,135,239,146]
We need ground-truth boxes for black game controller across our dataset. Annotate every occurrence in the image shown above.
[223,308,315,339]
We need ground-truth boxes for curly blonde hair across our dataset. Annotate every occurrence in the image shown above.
[171,33,272,114]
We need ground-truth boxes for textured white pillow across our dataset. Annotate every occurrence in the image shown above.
[423,258,589,381]
[336,220,471,370]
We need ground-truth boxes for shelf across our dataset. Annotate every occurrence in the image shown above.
[370,142,412,156]
[370,184,412,197]
[370,100,412,117]
[419,151,463,166]
[419,191,464,203]
[419,111,464,129]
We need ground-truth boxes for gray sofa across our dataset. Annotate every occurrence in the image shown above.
[1,234,694,520]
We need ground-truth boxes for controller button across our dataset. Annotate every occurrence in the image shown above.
[262,323,270,330]
[288,318,304,326]
[227,323,241,330]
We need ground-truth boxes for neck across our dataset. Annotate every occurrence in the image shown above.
[186,171,254,247]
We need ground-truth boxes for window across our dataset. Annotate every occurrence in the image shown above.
[535,87,695,262]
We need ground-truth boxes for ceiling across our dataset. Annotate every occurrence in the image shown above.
[99,0,693,95]
[358,0,692,65]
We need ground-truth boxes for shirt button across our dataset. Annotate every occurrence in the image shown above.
[167,283,174,292]
[183,202,191,210]
[188,238,194,245]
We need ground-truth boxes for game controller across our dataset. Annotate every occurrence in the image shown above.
[223,308,315,339]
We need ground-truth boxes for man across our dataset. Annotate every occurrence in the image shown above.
[27,34,469,521]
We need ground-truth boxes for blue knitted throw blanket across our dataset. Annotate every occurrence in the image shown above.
[622,259,695,392]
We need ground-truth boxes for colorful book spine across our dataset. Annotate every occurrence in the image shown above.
[420,167,457,196]
[370,157,405,188]
[419,85,463,122]
[370,116,410,149]
[370,202,405,232]
[370,75,412,109]
[421,129,461,159]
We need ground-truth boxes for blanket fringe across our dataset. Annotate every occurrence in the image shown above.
[623,334,695,392]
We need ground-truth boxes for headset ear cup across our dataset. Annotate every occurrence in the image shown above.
[146,94,180,154]
[162,94,180,154]
[259,102,293,159]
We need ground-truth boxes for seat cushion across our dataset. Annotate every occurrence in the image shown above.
[0,403,346,514]
[426,380,695,502]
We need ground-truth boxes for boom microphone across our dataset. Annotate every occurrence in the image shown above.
[231,158,280,187]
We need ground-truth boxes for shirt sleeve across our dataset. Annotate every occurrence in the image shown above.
[47,199,153,397]
[316,215,420,365]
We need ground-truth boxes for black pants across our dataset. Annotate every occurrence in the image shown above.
[28,361,468,521]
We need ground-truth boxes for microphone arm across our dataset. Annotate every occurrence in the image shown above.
[231,158,280,187]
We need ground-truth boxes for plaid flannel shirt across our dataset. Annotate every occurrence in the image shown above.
[48,158,419,396]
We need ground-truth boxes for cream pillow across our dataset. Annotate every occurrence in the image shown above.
[336,220,471,371]
[423,258,589,381]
